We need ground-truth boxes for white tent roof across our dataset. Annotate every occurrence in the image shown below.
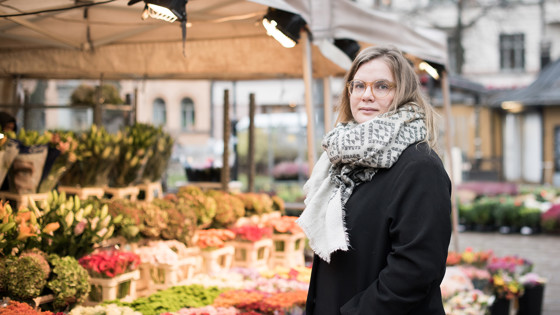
[0,0,447,80]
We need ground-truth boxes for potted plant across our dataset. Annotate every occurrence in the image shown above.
[78,249,141,303]
[519,206,542,235]
[46,253,91,311]
[494,196,522,234]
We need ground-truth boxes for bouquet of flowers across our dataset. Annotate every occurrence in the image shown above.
[229,224,272,242]
[490,270,524,299]
[78,249,140,278]
[443,289,492,315]
[265,216,303,234]
[38,130,78,193]
[194,229,235,250]
[486,255,532,275]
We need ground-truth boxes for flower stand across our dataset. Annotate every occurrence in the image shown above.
[200,245,234,274]
[270,232,306,268]
[231,238,273,271]
[86,269,140,304]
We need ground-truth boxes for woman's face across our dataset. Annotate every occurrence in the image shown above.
[349,58,395,124]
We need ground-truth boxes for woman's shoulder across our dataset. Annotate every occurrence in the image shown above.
[393,142,448,177]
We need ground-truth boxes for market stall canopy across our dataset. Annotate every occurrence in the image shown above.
[0,0,447,80]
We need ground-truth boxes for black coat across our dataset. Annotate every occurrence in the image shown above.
[305,142,452,315]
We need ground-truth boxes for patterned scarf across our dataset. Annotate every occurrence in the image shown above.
[296,104,427,262]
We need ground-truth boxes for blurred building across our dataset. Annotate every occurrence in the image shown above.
[355,0,560,185]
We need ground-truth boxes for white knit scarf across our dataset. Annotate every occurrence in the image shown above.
[296,104,427,262]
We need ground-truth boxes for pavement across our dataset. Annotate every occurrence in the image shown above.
[454,231,560,315]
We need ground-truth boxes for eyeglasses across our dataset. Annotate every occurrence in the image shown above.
[347,80,395,98]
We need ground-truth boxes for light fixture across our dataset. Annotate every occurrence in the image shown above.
[128,0,189,55]
[128,0,187,23]
[501,101,524,113]
[262,8,306,48]
[334,38,360,60]
[419,61,440,80]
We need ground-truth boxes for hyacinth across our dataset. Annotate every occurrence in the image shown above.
[134,240,196,265]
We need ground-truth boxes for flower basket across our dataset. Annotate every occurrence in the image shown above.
[138,252,201,292]
[87,269,140,303]
[270,232,306,268]
[230,238,273,271]
[200,245,234,274]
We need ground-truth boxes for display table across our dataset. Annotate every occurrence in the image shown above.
[0,191,49,209]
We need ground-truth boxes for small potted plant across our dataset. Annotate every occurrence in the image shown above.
[78,249,141,303]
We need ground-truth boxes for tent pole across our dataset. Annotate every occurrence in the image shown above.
[248,93,256,192]
[442,69,460,252]
[323,76,332,133]
[302,31,316,173]
[222,89,231,192]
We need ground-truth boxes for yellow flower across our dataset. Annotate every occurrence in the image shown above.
[508,283,519,294]
[493,275,504,286]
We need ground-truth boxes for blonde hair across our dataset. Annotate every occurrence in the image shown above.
[336,45,440,150]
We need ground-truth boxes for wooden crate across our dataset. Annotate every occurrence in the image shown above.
[0,191,49,209]
[104,186,140,201]
[270,232,306,268]
[136,181,163,202]
[137,255,201,293]
[200,245,234,274]
[58,186,105,200]
[86,270,140,304]
[231,238,273,271]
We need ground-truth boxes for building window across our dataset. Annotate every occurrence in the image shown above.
[500,33,525,71]
[153,97,166,126]
[181,97,195,131]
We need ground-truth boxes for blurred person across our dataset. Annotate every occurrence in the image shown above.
[297,45,452,314]
[0,111,17,134]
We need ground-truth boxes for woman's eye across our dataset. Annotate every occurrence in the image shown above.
[375,82,389,90]
[354,82,365,90]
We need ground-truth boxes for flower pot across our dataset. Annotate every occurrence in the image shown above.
[518,284,545,315]
[231,238,273,270]
[87,269,140,303]
[270,232,306,268]
[138,254,201,292]
[490,297,511,315]
[200,245,234,274]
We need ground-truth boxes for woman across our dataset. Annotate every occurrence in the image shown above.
[297,45,451,314]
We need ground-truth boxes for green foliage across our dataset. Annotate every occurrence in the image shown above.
[494,197,521,228]
[3,255,48,300]
[112,284,225,315]
[470,196,500,226]
[47,254,91,310]
[71,84,123,106]
[519,207,541,228]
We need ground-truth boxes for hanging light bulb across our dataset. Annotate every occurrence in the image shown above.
[128,0,187,23]
[262,8,306,48]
